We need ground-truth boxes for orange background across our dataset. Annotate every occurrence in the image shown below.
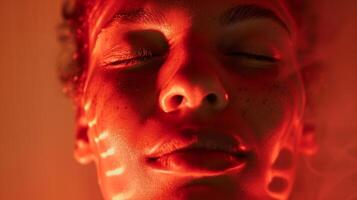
[0,0,102,199]
[0,1,356,200]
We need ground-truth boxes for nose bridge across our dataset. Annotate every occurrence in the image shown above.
[184,32,212,64]
[175,31,219,87]
[159,37,228,113]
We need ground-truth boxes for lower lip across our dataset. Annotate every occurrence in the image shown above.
[147,149,247,175]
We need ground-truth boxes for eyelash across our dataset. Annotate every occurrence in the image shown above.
[231,52,279,63]
[105,48,156,67]
[105,49,278,69]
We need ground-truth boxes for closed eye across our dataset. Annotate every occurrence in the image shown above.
[107,54,153,67]
[104,48,161,69]
[230,52,279,63]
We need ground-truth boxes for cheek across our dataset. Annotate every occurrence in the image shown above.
[83,70,160,198]
[85,68,159,128]
[227,82,300,198]
[93,133,132,199]
[103,69,159,117]
[230,79,302,172]
[232,82,293,141]
[90,130,150,200]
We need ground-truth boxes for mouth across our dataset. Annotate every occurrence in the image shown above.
[146,146,249,176]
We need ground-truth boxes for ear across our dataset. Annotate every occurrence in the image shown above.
[74,109,95,165]
[299,123,318,156]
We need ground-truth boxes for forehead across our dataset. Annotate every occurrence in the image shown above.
[88,0,294,44]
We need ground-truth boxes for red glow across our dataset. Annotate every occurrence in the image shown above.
[72,1,319,200]
[4,0,357,200]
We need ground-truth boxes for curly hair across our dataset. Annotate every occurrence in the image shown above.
[58,0,91,100]
[58,0,320,99]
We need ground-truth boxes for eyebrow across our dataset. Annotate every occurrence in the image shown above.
[220,4,290,33]
[109,8,166,26]
[107,4,289,33]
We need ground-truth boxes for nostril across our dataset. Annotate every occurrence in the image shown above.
[168,95,184,109]
[206,93,218,104]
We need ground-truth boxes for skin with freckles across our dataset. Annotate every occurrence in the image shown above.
[73,0,316,199]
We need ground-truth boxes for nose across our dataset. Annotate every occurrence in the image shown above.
[159,67,229,113]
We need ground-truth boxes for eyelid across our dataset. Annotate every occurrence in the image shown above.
[101,48,160,69]
[230,51,280,62]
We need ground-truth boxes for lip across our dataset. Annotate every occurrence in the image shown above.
[146,146,249,176]
[145,128,250,176]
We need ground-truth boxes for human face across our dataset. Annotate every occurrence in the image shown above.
[78,0,305,199]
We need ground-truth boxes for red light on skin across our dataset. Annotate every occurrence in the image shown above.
[106,166,125,177]
[94,130,110,143]
[268,176,289,199]
[273,48,282,61]
[111,187,134,200]
[299,125,319,156]
[147,152,247,178]
[73,0,312,200]
[88,117,97,128]
[100,147,115,159]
